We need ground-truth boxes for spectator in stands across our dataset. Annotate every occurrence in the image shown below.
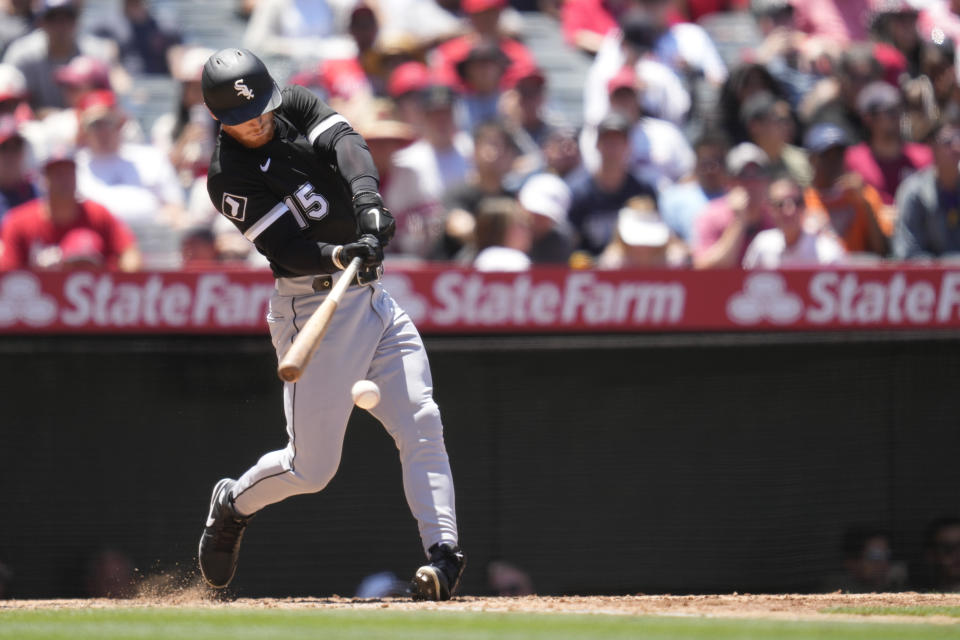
[394,83,473,205]
[568,112,657,256]
[740,91,812,187]
[718,62,788,144]
[0,144,141,271]
[517,172,574,264]
[803,44,883,145]
[597,196,683,269]
[902,36,957,144]
[38,55,118,149]
[0,116,36,219]
[693,142,774,269]
[748,0,833,111]
[2,0,114,112]
[0,0,33,58]
[803,122,889,257]
[498,63,564,179]
[846,81,933,213]
[92,0,181,75]
[243,0,355,62]
[542,126,584,183]
[73,89,186,264]
[821,526,905,593]
[361,118,443,259]
[440,120,518,259]
[454,41,509,134]
[561,0,628,56]
[430,0,536,92]
[471,196,532,271]
[151,46,217,190]
[894,121,960,260]
[581,9,695,131]
[387,61,433,128]
[743,176,845,268]
[180,225,220,268]
[659,129,731,244]
[869,0,920,78]
[920,516,960,592]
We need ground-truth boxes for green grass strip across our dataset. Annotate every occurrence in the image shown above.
[1,608,960,640]
[823,605,960,618]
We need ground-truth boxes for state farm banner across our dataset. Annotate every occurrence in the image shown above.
[1,266,960,334]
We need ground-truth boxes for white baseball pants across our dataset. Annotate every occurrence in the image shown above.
[230,275,459,553]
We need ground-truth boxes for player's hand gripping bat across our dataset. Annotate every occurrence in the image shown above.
[277,256,363,383]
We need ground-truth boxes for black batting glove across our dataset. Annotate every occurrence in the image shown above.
[338,234,383,269]
[354,192,396,247]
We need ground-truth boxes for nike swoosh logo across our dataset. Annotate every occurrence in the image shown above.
[260,158,271,172]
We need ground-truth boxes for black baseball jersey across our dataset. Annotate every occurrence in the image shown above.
[207,85,379,277]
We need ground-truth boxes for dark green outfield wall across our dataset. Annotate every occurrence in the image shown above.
[1,333,958,598]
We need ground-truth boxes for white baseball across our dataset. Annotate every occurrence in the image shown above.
[351,379,381,409]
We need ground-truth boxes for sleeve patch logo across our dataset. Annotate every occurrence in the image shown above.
[222,193,248,221]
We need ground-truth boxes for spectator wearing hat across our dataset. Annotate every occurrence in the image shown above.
[743,176,845,268]
[803,122,889,256]
[2,0,114,112]
[394,83,473,204]
[0,143,140,271]
[91,0,181,75]
[471,196,532,271]
[440,120,517,259]
[658,129,731,244]
[361,118,443,259]
[893,121,960,259]
[870,0,920,78]
[498,63,566,178]
[597,196,684,269]
[692,142,775,269]
[568,112,658,256]
[429,0,536,92]
[0,116,36,219]
[845,81,933,218]
[740,91,812,186]
[74,89,186,266]
[581,9,694,131]
[518,172,575,264]
[454,41,509,134]
[583,68,694,192]
[387,61,433,127]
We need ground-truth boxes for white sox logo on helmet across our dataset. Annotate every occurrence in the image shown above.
[234,79,255,100]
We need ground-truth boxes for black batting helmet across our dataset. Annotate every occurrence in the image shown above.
[201,48,282,126]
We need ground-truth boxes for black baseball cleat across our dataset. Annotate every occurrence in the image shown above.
[198,478,252,588]
[411,542,466,601]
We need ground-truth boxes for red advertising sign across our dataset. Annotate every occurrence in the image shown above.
[1,266,959,334]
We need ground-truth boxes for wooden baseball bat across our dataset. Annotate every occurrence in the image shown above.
[277,256,363,383]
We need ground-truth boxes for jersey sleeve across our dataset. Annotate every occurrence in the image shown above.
[279,85,380,197]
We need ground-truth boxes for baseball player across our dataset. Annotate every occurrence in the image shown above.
[196,48,464,600]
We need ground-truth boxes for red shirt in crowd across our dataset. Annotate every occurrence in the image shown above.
[844,142,933,205]
[0,198,136,270]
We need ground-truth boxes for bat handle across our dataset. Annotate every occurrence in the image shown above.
[276,257,363,383]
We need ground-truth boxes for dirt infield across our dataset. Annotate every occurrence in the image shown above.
[3,591,960,624]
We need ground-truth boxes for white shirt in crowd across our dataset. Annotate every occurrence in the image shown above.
[743,229,846,269]
[393,134,473,202]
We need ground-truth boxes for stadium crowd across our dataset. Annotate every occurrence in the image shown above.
[2,0,960,272]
